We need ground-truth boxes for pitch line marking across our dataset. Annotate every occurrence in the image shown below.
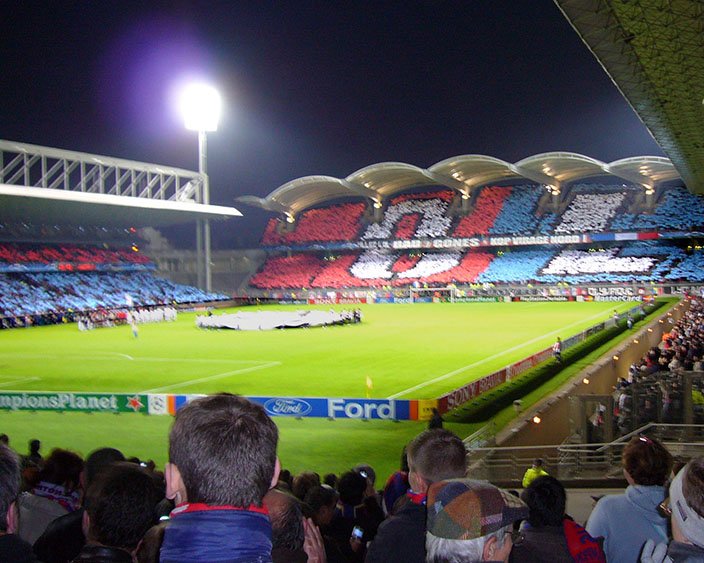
[140,361,282,393]
[0,353,274,364]
[0,376,41,389]
[387,309,612,399]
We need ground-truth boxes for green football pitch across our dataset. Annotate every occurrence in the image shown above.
[0,301,634,479]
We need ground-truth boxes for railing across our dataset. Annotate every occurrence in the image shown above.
[0,139,203,202]
[464,423,704,483]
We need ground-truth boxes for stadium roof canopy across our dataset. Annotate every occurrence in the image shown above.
[554,0,704,195]
[0,140,242,227]
[237,152,680,218]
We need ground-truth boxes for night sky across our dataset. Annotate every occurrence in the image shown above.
[0,1,665,248]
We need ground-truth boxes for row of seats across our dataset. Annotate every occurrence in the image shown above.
[249,243,698,289]
[259,185,704,245]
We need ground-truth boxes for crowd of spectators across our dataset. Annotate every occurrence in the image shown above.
[554,192,627,234]
[0,271,225,322]
[258,185,704,249]
[262,204,366,246]
[0,243,150,267]
[361,198,452,241]
[250,242,702,290]
[453,186,511,237]
[1,397,703,563]
[611,297,704,436]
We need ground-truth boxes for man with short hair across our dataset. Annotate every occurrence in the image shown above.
[264,488,307,563]
[365,429,467,563]
[0,444,36,562]
[72,462,159,561]
[160,393,280,563]
[425,479,528,563]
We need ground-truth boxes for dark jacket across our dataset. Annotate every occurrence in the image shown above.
[33,507,85,563]
[71,544,132,563]
[509,525,575,562]
[365,498,426,563]
[0,533,38,562]
[667,541,704,563]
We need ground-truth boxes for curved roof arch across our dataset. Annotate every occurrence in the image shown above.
[429,154,520,192]
[237,152,683,217]
[345,162,449,199]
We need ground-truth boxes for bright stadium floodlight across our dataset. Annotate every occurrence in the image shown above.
[180,83,222,132]
[180,82,222,292]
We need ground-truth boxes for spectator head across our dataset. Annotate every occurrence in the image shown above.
[532,458,543,468]
[166,394,279,507]
[291,471,320,501]
[39,448,84,491]
[263,489,305,554]
[83,462,160,553]
[278,469,293,492]
[323,473,338,489]
[338,471,367,506]
[0,444,20,533]
[669,457,704,548]
[406,429,467,493]
[521,476,566,527]
[304,485,338,527]
[0,434,9,447]
[400,446,409,473]
[354,464,376,488]
[83,447,126,490]
[29,439,41,455]
[622,435,673,486]
[426,479,528,563]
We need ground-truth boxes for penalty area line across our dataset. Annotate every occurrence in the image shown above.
[387,309,611,399]
[140,361,282,394]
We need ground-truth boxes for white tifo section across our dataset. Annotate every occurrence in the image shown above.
[361,198,451,239]
[542,248,655,275]
[350,250,396,279]
[554,192,625,233]
[196,309,346,330]
[350,250,461,279]
[397,252,461,278]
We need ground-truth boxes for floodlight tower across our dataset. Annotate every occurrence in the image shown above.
[181,83,221,292]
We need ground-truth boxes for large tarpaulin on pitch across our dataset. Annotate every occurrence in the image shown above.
[196,309,345,330]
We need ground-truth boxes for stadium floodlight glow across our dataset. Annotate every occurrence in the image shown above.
[180,83,222,132]
[180,81,222,293]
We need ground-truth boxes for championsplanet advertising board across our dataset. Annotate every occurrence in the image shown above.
[0,391,430,421]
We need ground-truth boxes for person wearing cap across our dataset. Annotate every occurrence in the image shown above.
[366,429,467,563]
[641,457,704,563]
[425,478,529,563]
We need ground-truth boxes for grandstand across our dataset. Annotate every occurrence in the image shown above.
[0,141,239,327]
[241,179,704,292]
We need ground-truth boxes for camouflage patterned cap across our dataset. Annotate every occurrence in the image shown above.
[427,478,528,540]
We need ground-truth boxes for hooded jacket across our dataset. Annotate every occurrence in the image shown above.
[586,485,668,562]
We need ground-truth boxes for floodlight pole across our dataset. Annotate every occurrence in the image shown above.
[198,130,212,292]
